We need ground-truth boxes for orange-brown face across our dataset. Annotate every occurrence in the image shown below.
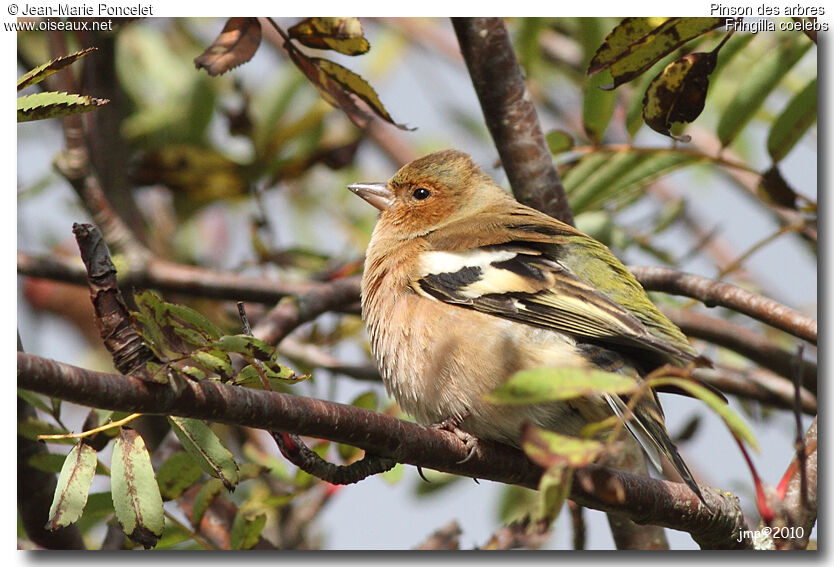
[349,149,489,239]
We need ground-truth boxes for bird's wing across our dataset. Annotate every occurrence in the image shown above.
[412,240,698,364]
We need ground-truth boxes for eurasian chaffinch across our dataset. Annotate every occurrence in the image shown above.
[349,149,705,500]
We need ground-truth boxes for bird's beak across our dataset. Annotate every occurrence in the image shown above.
[348,182,393,211]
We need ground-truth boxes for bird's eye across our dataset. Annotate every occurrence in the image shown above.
[412,187,431,200]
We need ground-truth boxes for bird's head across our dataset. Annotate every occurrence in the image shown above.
[349,149,505,238]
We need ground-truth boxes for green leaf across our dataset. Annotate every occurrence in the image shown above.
[191,478,226,526]
[566,149,699,214]
[414,469,462,496]
[521,426,604,526]
[381,462,405,485]
[110,429,164,548]
[18,416,73,444]
[349,391,378,411]
[213,334,274,360]
[536,465,571,525]
[17,91,108,123]
[189,350,233,378]
[767,78,817,163]
[485,367,637,405]
[168,417,240,490]
[17,389,52,413]
[642,51,718,140]
[17,47,97,91]
[521,426,605,469]
[234,360,303,389]
[230,512,267,550]
[156,451,204,500]
[648,376,759,451]
[546,129,575,155]
[28,452,108,476]
[288,18,370,55]
[580,18,616,144]
[74,492,115,534]
[133,290,224,354]
[588,18,724,89]
[717,34,812,147]
[46,443,98,530]
[498,484,539,525]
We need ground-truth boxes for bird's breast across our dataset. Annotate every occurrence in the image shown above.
[361,268,594,446]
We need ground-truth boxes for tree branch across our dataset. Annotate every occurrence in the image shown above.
[665,308,817,391]
[693,367,816,415]
[452,17,574,225]
[18,251,336,305]
[18,352,753,549]
[631,266,817,345]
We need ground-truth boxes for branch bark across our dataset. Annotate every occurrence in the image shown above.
[665,308,817,391]
[18,352,753,549]
[631,266,817,344]
[452,17,574,225]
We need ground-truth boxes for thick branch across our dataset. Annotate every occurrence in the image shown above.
[18,352,752,549]
[631,266,817,345]
[452,17,573,225]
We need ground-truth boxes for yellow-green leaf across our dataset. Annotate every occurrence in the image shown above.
[648,376,759,451]
[168,417,240,490]
[717,34,812,147]
[17,91,108,123]
[230,512,267,550]
[767,78,817,163]
[17,47,97,91]
[536,465,571,525]
[521,426,605,469]
[46,443,98,530]
[484,367,637,405]
[588,17,672,73]
[288,17,370,55]
[110,429,164,549]
[588,17,724,89]
[546,129,575,155]
[156,452,203,501]
[642,51,717,140]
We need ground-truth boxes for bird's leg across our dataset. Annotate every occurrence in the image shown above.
[430,412,479,464]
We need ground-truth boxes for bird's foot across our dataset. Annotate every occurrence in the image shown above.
[430,414,479,464]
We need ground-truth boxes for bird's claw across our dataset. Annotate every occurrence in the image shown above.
[430,414,480,464]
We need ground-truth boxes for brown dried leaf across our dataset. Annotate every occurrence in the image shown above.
[194,17,262,76]
[758,166,799,210]
[642,51,717,141]
[287,48,412,130]
[288,17,370,55]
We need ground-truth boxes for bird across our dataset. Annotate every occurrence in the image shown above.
[348,149,707,501]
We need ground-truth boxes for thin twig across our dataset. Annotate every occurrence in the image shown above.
[38,412,141,442]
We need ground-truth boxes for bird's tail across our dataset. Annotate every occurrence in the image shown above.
[605,393,705,504]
